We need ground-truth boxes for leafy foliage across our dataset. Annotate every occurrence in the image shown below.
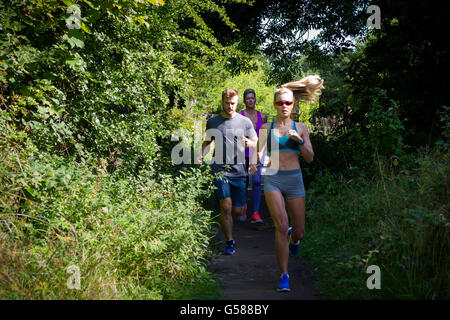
[1,0,447,300]
[1,0,249,174]
[194,57,277,115]
[301,148,449,299]
[0,0,250,299]
[0,128,218,299]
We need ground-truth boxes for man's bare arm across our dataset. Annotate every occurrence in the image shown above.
[197,140,213,164]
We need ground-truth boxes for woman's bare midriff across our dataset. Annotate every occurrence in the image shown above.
[267,151,301,171]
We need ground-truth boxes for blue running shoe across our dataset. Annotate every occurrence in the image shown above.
[223,240,236,255]
[277,273,291,292]
[288,227,301,256]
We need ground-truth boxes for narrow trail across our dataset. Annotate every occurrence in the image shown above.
[208,194,325,300]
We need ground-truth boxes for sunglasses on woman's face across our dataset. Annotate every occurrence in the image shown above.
[275,100,294,107]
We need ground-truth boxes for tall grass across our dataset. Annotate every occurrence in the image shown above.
[299,148,449,299]
[0,118,220,299]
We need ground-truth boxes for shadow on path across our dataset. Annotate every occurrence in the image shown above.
[208,194,325,300]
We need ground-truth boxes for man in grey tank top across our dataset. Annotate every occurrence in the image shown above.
[197,88,257,255]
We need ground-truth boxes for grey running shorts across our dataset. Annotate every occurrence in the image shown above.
[263,168,306,199]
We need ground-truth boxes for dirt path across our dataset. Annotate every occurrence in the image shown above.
[208,195,325,300]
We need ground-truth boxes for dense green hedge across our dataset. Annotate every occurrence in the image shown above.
[0,125,217,299]
[0,0,249,299]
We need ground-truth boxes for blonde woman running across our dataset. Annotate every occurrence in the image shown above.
[250,75,324,292]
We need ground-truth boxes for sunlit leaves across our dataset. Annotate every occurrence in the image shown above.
[147,0,165,5]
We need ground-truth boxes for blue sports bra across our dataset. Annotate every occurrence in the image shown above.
[267,120,302,155]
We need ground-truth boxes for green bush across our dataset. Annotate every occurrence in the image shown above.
[0,0,252,299]
[300,148,449,299]
[0,127,219,299]
[1,0,249,175]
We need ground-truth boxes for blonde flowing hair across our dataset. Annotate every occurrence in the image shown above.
[274,75,324,103]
